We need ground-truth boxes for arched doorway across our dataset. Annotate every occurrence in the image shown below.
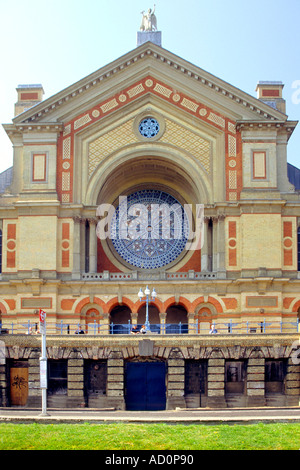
[91,148,212,274]
[137,304,160,333]
[85,308,103,334]
[110,305,132,334]
[79,303,103,334]
[165,304,188,334]
[194,304,216,334]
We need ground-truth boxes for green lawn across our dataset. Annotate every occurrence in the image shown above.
[0,422,299,450]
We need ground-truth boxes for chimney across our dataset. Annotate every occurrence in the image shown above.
[256,81,286,114]
[14,84,44,116]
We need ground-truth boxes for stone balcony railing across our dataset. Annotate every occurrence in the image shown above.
[81,270,218,281]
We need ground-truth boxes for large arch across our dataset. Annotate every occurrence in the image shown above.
[137,304,161,333]
[163,296,192,312]
[74,296,107,314]
[191,296,224,314]
[91,149,210,273]
[0,301,8,315]
[109,304,132,334]
[165,304,189,334]
[133,297,163,314]
[85,145,213,207]
[106,296,135,313]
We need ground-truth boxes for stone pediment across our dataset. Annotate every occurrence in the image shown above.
[10,42,293,129]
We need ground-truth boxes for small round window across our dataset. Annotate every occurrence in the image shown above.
[138,117,160,138]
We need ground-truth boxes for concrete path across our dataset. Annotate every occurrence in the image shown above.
[1,407,300,424]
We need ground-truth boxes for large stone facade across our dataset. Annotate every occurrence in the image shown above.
[0,334,299,409]
[0,40,300,409]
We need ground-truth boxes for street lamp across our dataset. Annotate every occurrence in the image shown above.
[138,286,157,332]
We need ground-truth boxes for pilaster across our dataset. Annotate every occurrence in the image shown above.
[246,357,266,406]
[107,351,125,410]
[285,357,300,406]
[67,358,85,407]
[207,357,226,407]
[89,218,97,274]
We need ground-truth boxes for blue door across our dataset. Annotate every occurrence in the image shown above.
[125,362,166,411]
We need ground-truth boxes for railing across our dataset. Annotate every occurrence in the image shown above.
[81,271,217,281]
[0,319,299,336]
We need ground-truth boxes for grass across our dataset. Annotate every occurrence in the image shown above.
[0,422,299,450]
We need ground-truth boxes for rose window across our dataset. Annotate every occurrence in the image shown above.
[110,190,189,269]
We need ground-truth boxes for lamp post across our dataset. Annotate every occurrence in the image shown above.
[138,286,157,332]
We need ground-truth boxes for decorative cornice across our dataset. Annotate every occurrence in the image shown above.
[12,43,288,126]
[236,120,298,139]
[3,122,63,137]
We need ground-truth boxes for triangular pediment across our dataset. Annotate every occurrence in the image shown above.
[11,42,290,129]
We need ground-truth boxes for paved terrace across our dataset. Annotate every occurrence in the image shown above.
[1,332,299,352]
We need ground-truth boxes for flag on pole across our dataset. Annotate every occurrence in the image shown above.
[39,309,46,334]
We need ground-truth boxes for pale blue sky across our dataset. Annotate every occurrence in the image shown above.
[0,0,299,172]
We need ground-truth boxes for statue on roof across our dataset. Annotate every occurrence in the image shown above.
[140,5,157,32]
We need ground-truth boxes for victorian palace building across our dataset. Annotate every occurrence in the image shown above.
[0,27,299,410]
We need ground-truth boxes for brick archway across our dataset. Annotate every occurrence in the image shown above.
[163,296,192,312]
[106,297,135,313]
[191,296,224,314]
[133,297,163,314]
[75,296,107,314]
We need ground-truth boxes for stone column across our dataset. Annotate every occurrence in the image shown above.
[0,363,7,406]
[88,218,97,274]
[68,358,85,407]
[107,351,125,410]
[27,355,42,407]
[285,357,300,406]
[216,214,226,278]
[207,218,213,271]
[131,313,138,327]
[99,313,110,335]
[212,216,218,272]
[80,218,86,275]
[207,357,226,407]
[72,216,82,280]
[10,139,23,194]
[201,217,209,271]
[246,356,266,406]
[159,312,166,334]
[277,132,293,192]
[188,312,196,334]
[166,348,186,409]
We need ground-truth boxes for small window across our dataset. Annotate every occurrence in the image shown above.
[225,361,246,394]
[84,360,107,396]
[48,360,67,396]
[265,360,286,382]
[265,360,287,394]
[226,361,244,382]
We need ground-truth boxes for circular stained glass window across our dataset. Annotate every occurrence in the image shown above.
[138,117,160,138]
[110,190,189,270]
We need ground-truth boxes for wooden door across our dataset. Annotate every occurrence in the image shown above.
[10,362,29,406]
[125,362,166,411]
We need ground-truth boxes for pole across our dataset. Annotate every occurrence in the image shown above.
[40,334,48,416]
[145,293,150,331]
[39,310,49,416]
[138,286,156,333]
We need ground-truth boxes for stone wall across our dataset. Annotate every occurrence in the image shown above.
[0,334,299,409]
